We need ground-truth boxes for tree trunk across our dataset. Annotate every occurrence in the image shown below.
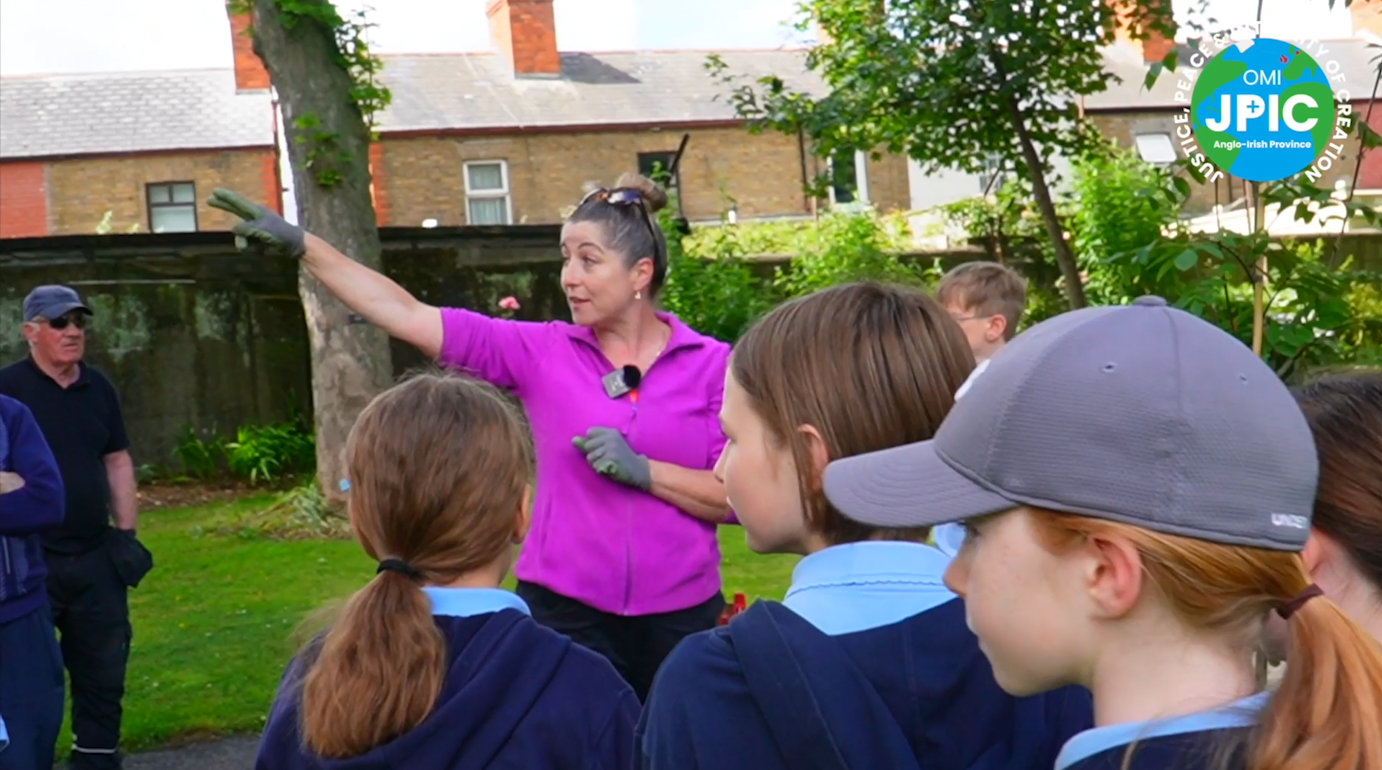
[990,47,1088,309]
[249,0,393,505]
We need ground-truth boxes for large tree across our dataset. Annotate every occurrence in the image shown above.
[712,0,1178,309]
[239,0,394,504]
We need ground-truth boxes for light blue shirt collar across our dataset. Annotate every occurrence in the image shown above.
[782,541,956,636]
[1055,691,1269,770]
[421,587,531,618]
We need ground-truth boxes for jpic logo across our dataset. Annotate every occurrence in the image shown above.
[1173,26,1353,184]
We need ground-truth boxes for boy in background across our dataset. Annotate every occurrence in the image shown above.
[933,262,1027,556]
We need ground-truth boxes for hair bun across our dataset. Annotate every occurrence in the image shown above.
[614,172,669,214]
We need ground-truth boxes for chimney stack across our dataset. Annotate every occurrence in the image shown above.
[487,0,561,78]
[1352,0,1381,38]
[226,4,271,91]
[1109,0,1178,63]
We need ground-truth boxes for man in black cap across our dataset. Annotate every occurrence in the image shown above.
[0,285,151,770]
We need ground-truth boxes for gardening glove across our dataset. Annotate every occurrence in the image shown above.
[207,188,307,259]
[573,427,652,491]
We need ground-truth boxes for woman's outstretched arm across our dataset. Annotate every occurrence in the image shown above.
[209,188,444,358]
[299,233,443,358]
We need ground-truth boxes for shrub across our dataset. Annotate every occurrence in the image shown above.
[224,420,315,485]
[171,424,224,481]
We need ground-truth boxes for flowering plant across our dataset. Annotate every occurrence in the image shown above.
[497,296,521,319]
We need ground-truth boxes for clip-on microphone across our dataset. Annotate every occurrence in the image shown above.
[603,365,642,399]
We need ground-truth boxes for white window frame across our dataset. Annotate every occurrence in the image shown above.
[146,181,199,233]
[828,150,871,210]
[1134,132,1178,166]
[463,160,513,225]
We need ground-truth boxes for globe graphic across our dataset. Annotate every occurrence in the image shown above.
[1190,38,1335,182]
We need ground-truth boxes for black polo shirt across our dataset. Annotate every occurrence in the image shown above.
[0,357,129,554]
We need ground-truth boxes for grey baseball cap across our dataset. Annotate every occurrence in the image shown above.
[822,296,1319,551]
[23,285,92,323]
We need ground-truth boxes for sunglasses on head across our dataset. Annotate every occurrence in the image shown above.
[44,314,87,330]
[579,187,662,260]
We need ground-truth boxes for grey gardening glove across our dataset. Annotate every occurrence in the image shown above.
[207,188,307,258]
[573,427,651,491]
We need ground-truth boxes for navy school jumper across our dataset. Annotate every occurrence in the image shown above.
[255,588,640,770]
[1055,692,1263,770]
[637,598,1094,770]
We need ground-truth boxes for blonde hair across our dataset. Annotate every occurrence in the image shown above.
[935,261,1028,340]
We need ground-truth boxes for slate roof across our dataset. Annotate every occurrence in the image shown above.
[377,50,824,132]
[1086,38,1380,111]
[2,41,1374,159]
[0,49,820,160]
[0,68,275,159]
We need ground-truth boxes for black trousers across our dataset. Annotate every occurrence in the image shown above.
[45,538,132,770]
[516,581,725,702]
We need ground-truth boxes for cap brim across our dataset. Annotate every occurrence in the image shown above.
[43,302,93,319]
[822,440,1016,529]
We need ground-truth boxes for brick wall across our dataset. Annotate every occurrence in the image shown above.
[1089,109,1378,213]
[0,161,49,238]
[43,148,278,235]
[374,126,829,226]
[866,153,912,212]
[1360,108,1382,190]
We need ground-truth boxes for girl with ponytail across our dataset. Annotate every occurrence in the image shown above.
[1290,371,1382,645]
[254,373,638,770]
[820,297,1382,770]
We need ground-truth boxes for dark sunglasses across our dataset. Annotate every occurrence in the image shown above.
[578,187,662,261]
[44,314,88,330]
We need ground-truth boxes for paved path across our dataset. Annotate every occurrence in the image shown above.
[124,736,260,770]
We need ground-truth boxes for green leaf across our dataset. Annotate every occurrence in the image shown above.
[1360,121,1382,150]
[1144,62,1164,91]
[1195,241,1225,259]
[1174,248,1199,271]
[1172,177,1191,198]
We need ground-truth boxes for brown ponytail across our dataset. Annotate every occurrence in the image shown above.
[298,372,533,759]
[1029,509,1382,770]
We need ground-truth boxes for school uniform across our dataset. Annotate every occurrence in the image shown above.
[1055,693,1263,770]
[255,588,640,770]
[637,542,1094,770]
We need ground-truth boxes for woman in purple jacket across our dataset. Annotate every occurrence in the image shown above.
[209,174,731,700]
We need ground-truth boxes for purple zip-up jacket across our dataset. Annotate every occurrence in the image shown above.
[1,394,65,624]
[439,307,731,616]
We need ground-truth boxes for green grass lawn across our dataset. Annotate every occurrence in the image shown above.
[59,496,798,754]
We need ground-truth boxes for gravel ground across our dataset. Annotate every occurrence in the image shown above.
[122,736,261,770]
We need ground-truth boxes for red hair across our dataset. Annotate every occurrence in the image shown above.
[1029,509,1382,770]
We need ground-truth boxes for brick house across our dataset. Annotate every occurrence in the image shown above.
[1084,0,1382,216]
[0,0,912,239]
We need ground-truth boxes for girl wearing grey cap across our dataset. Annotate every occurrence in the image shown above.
[820,297,1382,770]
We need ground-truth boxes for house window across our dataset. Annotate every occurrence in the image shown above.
[637,151,679,196]
[829,150,870,208]
[147,182,198,233]
[1135,133,1178,165]
[978,155,1004,193]
[464,161,511,225]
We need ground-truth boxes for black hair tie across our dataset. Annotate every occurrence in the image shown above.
[376,558,423,581]
[1276,584,1324,620]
